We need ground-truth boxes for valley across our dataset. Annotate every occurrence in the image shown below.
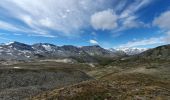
[0,43,170,100]
[1,0,170,99]
[31,59,170,100]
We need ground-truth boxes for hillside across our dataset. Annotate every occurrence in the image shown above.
[0,44,169,100]
[31,73,170,100]
[0,68,93,100]
[138,44,170,60]
[30,44,170,100]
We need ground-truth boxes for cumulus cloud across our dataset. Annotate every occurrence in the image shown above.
[90,9,118,30]
[153,10,170,30]
[89,39,99,45]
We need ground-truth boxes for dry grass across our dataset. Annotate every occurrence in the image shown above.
[7,59,170,100]
[30,72,170,100]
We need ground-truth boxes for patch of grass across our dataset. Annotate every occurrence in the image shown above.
[93,56,115,66]
[31,74,170,100]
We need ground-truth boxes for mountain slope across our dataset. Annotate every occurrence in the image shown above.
[32,44,170,100]
[0,42,125,63]
[138,44,170,60]
[81,45,117,57]
[0,42,34,61]
[0,68,93,100]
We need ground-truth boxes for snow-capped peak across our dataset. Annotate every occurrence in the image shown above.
[5,41,15,45]
[115,47,148,55]
[108,48,117,52]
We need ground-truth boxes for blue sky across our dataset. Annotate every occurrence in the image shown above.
[0,0,170,48]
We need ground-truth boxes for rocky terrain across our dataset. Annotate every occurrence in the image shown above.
[32,75,170,100]
[0,68,93,100]
[0,42,126,63]
[138,44,170,60]
[0,43,169,100]
[31,61,170,100]
[30,44,170,100]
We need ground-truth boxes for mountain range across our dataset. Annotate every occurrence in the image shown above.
[111,47,148,55]
[0,41,169,63]
[0,41,126,62]
[0,42,170,100]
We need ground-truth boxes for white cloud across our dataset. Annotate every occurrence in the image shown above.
[13,33,22,36]
[28,34,57,38]
[122,16,147,29]
[39,18,54,28]
[167,31,170,35]
[0,0,114,37]
[122,16,170,48]
[116,0,153,32]
[152,10,170,44]
[0,0,154,37]
[20,15,33,27]
[0,20,55,38]
[153,10,170,30]
[120,0,153,18]
[90,9,118,30]
[0,20,20,31]
[163,36,170,43]
[89,39,99,45]
[118,37,165,48]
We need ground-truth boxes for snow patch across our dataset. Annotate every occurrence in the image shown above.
[14,67,20,69]
[42,44,52,51]
[40,59,75,63]
[5,42,15,45]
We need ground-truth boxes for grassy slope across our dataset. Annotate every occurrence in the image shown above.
[30,59,170,100]
[31,74,170,100]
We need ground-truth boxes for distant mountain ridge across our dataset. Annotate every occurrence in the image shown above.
[110,47,148,55]
[1,42,169,63]
[0,41,126,62]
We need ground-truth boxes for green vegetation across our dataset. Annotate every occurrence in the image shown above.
[93,56,115,66]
